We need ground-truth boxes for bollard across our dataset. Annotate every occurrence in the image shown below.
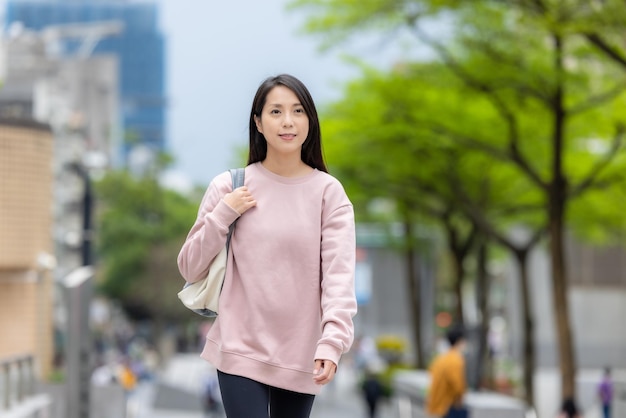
[25,356,34,397]
[2,360,9,410]
[16,357,24,403]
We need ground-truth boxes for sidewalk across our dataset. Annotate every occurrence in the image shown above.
[124,355,626,418]
[311,367,394,418]
[127,353,390,418]
[534,368,626,418]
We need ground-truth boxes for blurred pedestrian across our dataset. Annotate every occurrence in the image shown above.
[426,327,468,418]
[202,369,221,417]
[117,357,137,393]
[360,361,385,418]
[177,74,357,418]
[597,367,613,418]
[557,397,581,418]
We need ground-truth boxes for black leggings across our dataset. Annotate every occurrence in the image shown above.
[217,370,315,418]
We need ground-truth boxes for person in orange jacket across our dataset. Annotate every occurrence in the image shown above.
[426,327,467,418]
[118,357,137,392]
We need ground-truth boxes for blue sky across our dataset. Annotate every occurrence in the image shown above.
[156,0,430,189]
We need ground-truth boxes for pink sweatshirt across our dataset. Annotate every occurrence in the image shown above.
[177,162,357,395]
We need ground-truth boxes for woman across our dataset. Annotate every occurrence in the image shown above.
[177,74,357,417]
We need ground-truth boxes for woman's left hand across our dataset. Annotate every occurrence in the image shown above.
[313,359,337,385]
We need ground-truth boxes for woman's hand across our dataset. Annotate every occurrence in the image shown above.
[313,359,337,385]
[223,186,256,215]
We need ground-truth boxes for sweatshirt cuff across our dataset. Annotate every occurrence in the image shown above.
[207,199,241,230]
[314,343,342,366]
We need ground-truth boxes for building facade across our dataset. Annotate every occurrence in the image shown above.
[0,19,121,379]
[0,118,55,379]
[0,21,121,278]
[5,0,167,162]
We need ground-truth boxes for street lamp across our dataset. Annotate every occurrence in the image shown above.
[64,161,95,418]
[66,162,93,266]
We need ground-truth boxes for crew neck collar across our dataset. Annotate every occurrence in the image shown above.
[254,162,320,184]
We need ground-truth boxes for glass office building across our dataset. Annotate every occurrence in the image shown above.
[5,0,167,155]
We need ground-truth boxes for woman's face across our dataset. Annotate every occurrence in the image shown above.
[254,85,309,159]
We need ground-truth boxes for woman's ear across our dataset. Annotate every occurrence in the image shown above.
[254,115,263,134]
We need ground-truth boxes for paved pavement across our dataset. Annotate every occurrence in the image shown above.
[533,368,626,418]
[127,353,392,418]
[127,353,624,418]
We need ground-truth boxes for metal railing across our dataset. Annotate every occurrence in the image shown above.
[0,354,35,411]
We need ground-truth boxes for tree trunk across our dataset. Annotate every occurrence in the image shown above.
[515,249,536,407]
[443,219,474,327]
[452,255,465,326]
[403,219,425,368]
[474,239,491,390]
[549,195,576,399]
[550,33,577,401]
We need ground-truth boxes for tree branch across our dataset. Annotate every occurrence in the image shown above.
[518,0,626,69]
[569,82,626,115]
[570,123,625,198]
[452,173,547,253]
[496,203,544,217]
[426,120,549,189]
[584,33,626,69]
[461,38,553,104]
[408,24,549,190]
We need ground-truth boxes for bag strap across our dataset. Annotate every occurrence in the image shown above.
[230,167,245,191]
[225,167,245,249]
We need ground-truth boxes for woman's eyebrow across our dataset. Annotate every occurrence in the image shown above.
[267,102,303,107]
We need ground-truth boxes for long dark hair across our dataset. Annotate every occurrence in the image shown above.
[247,74,327,172]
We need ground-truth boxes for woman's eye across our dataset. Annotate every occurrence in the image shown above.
[295,108,305,114]
[270,109,280,115]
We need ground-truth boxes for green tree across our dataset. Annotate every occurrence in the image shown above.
[514,0,626,70]
[321,63,547,400]
[95,166,201,323]
[293,0,626,401]
[322,65,476,368]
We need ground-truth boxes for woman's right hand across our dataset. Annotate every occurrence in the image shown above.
[223,186,257,215]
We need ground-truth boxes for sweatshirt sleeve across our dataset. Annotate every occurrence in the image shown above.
[177,173,241,283]
[314,182,357,365]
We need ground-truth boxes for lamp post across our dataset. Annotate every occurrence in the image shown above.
[65,162,94,418]
[64,266,94,418]
[67,162,93,266]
